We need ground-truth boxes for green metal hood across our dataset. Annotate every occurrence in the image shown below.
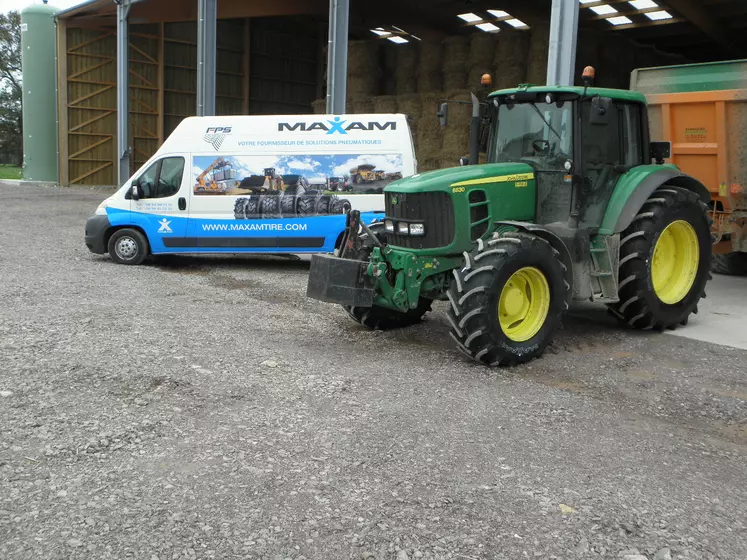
[488,85,647,104]
[386,163,535,194]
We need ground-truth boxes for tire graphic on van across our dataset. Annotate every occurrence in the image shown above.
[233,191,351,220]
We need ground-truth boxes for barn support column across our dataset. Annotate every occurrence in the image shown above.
[197,0,217,116]
[546,0,579,86]
[325,0,349,114]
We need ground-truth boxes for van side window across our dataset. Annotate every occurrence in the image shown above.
[129,157,185,199]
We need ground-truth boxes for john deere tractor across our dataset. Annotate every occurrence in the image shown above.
[306,69,712,366]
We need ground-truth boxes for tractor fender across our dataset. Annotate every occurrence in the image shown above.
[600,166,712,235]
[494,221,574,308]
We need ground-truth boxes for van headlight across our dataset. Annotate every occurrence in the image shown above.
[409,223,425,236]
[94,201,108,216]
[384,219,395,233]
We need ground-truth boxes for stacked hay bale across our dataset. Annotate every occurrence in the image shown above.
[347,41,382,98]
[352,97,374,114]
[395,44,419,95]
[468,33,497,88]
[416,92,443,169]
[372,95,398,116]
[575,29,601,84]
[442,36,469,91]
[311,99,326,115]
[440,90,472,165]
[381,45,398,95]
[526,23,550,85]
[397,94,423,149]
[494,31,529,89]
[418,40,443,93]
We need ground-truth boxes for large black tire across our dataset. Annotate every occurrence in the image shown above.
[243,196,260,219]
[608,186,711,330]
[234,198,247,219]
[316,194,337,215]
[447,232,568,367]
[260,193,282,219]
[284,184,306,197]
[330,197,352,215]
[297,193,319,217]
[280,190,302,217]
[711,252,747,276]
[343,223,432,330]
[108,228,149,265]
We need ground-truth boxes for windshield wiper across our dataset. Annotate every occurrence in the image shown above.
[529,103,562,142]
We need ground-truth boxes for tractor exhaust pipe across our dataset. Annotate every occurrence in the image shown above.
[469,93,481,166]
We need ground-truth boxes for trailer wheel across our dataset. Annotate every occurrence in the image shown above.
[447,232,568,367]
[711,252,747,276]
[344,223,432,329]
[108,228,149,265]
[608,186,711,330]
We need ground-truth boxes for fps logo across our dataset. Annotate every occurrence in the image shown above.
[203,126,232,151]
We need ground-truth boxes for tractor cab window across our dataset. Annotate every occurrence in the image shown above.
[489,100,573,172]
[128,157,185,199]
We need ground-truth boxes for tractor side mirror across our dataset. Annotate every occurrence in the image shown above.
[650,141,671,164]
[590,96,612,125]
[437,103,448,127]
[459,156,469,166]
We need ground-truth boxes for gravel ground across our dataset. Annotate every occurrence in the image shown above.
[1,182,746,560]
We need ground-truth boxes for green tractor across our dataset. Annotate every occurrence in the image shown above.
[306,69,713,366]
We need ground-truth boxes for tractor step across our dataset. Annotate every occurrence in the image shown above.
[589,235,620,303]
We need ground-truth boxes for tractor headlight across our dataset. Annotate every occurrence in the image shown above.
[384,219,395,233]
[397,222,410,235]
[409,223,425,236]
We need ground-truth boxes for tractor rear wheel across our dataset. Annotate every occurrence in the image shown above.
[608,186,711,330]
[447,232,568,367]
[344,223,432,330]
[711,252,747,276]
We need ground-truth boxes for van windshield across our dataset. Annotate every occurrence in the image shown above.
[488,101,573,172]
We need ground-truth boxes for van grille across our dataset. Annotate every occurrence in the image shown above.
[385,191,455,249]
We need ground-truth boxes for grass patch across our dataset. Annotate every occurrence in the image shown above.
[0,165,22,180]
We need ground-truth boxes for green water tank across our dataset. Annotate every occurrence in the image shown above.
[21,1,60,183]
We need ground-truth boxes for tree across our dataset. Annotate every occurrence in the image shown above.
[0,11,22,166]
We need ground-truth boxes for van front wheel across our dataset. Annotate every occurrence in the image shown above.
[108,228,149,265]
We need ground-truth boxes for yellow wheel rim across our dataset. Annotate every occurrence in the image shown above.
[498,266,550,343]
[651,220,700,305]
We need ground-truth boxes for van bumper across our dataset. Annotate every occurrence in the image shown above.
[84,214,110,254]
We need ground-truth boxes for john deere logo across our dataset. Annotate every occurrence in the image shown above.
[203,127,232,151]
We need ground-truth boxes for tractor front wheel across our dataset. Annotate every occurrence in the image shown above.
[447,232,568,367]
[608,186,711,330]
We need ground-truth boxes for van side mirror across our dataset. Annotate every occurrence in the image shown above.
[131,182,140,201]
[650,141,671,164]
[437,102,448,127]
[590,96,612,125]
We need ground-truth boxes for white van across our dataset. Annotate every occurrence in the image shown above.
[84,114,416,264]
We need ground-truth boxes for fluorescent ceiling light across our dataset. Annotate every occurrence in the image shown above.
[590,4,618,15]
[476,22,501,32]
[629,0,658,8]
[645,10,673,20]
[457,12,483,23]
[387,36,409,44]
[487,9,509,18]
[370,28,391,36]
[607,15,633,25]
[505,18,528,28]
[579,0,597,3]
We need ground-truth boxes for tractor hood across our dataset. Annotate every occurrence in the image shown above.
[386,163,535,194]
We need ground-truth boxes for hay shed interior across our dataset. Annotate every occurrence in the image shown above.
[56,0,747,186]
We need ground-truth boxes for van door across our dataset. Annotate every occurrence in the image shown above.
[128,156,190,253]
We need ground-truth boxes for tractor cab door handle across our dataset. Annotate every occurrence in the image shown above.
[178,197,186,211]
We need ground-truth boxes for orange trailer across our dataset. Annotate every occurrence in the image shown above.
[632,61,747,274]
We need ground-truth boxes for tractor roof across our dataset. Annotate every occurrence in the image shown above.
[488,85,647,104]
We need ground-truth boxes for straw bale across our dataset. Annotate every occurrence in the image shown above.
[418,40,443,93]
[526,23,550,85]
[395,44,419,94]
[352,97,375,114]
[493,31,529,89]
[381,45,398,95]
[439,89,471,162]
[416,110,443,162]
[397,94,423,121]
[347,40,381,96]
[372,95,398,114]
[443,36,469,72]
[469,33,496,67]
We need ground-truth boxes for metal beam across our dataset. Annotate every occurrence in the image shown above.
[547,0,579,86]
[116,0,138,187]
[325,0,349,114]
[197,0,217,116]
[665,0,737,54]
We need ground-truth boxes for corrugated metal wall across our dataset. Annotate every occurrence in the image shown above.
[62,17,320,186]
